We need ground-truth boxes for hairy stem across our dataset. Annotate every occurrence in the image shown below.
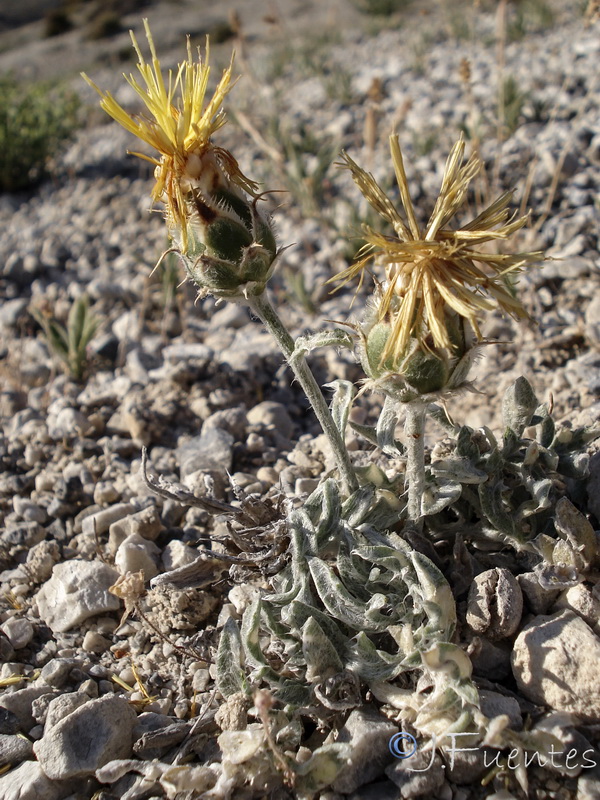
[248,292,358,496]
[405,402,426,530]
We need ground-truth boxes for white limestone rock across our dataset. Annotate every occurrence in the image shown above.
[35,560,120,633]
[512,610,600,722]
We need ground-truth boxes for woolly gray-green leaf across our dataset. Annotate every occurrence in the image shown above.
[286,601,349,654]
[342,485,379,528]
[554,497,597,569]
[478,478,520,541]
[303,478,341,546]
[502,376,538,436]
[410,550,456,636]
[346,631,408,681]
[215,617,246,698]
[307,556,395,632]
[430,457,487,484]
[531,403,555,448]
[240,596,264,671]
[302,616,344,682]
[455,426,480,460]
[557,451,590,479]
[326,379,356,440]
[294,743,352,795]
[421,476,463,516]
[376,395,405,456]
[292,329,354,362]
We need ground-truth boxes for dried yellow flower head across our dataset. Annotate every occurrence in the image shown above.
[331,135,542,366]
[82,19,257,251]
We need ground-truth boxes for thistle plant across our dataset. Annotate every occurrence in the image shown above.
[82,21,357,496]
[86,22,599,792]
[330,134,543,528]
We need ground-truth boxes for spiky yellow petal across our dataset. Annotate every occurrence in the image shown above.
[331,136,542,365]
[82,19,257,250]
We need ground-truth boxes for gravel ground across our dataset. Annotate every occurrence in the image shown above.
[0,1,599,798]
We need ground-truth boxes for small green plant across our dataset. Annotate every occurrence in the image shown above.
[264,116,340,221]
[323,66,355,105]
[411,128,439,156]
[264,32,342,83]
[349,0,412,14]
[31,296,99,382]
[281,267,319,315]
[500,74,528,137]
[0,77,80,192]
[508,0,555,40]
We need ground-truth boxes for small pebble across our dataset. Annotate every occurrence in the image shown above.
[82,631,111,653]
[0,618,34,650]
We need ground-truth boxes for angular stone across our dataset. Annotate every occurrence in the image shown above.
[512,610,600,721]
[349,780,402,800]
[35,560,120,633]
[34,694,136,779]
[0,732,34,766]
[0,760,63,800]
[1,521,45,549]
[39,658,75,688]
[114,533,160,579]
[247,401,294,439]
[0,686,58,731]
[385,750,445,798]
[127,504,162,540]
[518,571,561,615]
[479,689,522,730]
[44,692,90,730]
[552,584,600,634]
[0,708,20,735]
[81,503,135,536]
[0,618,34,650]
[332,707,398,794]
[202,407,248,440]
[47,407,92,440]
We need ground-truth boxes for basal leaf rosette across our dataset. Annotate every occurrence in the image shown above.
[217,480,480,735]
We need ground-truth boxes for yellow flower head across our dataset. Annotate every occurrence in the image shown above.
[331,135,542,365]
[82,19,257,250]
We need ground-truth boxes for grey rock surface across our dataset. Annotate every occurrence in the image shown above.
[512,610,600,721]
[34,694,136,779]
[0,760,63,800]
[0,732,34,766]
[177,428,235,476]
[0,618,34,650]
[552,584,600,634]
[332,707,397,794]
[0,686,58,732]
[385,749,445,798]
[114,533,160,579]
